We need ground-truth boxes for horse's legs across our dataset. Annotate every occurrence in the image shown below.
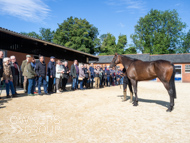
[128,79,133,103]
[160,80,175,112]
[131,79,138,106]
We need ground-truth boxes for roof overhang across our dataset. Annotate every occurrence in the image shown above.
[0,27,99,63]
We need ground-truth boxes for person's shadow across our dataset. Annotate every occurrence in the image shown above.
[0,98,9,109]
[117,95,169,108]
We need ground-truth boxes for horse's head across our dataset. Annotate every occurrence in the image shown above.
[110,53,121,68]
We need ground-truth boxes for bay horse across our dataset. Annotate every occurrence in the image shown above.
[110,53,176,112]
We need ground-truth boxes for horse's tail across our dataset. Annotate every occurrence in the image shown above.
[169,64,176,99]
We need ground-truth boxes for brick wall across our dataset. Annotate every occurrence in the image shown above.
[181,64,190,82]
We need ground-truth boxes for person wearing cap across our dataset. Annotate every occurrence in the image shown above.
[47,56,56,93]
[3,57,16,98]
[10,55,20,95]
[26,57,37,96]
[21,55,31,93]
[36,56,49,95]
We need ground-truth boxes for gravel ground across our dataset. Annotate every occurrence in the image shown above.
[0,81,190,143]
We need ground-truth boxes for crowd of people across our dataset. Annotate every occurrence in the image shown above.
[0,51,125,98]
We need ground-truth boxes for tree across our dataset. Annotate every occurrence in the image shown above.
[99,33,116,55]
[131,9,186,54]
[116,35,127,54]
[53,16,99,54]
[39,28,54,42]
[20,31,42,39]
[180,30,190,53]
[98,33,127,55]
[124,44,137,54]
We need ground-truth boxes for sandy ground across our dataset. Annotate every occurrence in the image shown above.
[0,81,190,143]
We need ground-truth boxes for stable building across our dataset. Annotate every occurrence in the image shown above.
[91,54,190,82]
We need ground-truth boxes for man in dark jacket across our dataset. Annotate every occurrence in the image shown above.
[10,55,20,95]
[70,60,79,90]
[89,63,94,88]
[47,56,56,93]
[62,61,70,91]
[36,56,49,95]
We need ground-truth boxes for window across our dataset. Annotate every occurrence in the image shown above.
[175,65,181,75]
[185,65,190,73]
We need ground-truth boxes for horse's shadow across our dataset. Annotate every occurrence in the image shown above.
[117,95,169,108]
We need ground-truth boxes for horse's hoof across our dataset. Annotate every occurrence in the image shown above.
[166,109,171,112]
[166,106,173,112]
[133,102,138,106]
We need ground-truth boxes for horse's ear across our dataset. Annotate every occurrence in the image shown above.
[115,53,118,56]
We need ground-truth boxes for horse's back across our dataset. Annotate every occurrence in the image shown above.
[128,60,157,80]
[128,59,173,81]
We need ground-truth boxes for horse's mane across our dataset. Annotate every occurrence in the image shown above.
[119,54,140,61]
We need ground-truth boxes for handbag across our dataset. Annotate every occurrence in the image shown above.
[78,77,84,80]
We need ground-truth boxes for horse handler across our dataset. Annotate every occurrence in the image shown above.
[122,68,133,102]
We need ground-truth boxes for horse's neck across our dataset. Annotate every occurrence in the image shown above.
[120,56,133,69]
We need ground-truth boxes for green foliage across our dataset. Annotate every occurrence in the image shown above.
[131,9,186,54]
[20,28,54,42]
[179,30,190,53]
[53,16,99,54]
[99,33,116,55]
[116,35,127,54]
[124,44,137,54]
[98,33,127,55]
[20,31,42,39]
[39,28,54,42]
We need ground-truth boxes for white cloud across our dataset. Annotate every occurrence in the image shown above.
[0,0,50,22]
[119,22,125,28]
[105,0,146,14]
[175,3,181,6]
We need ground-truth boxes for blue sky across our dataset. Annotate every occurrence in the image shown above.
[0,0,190,46]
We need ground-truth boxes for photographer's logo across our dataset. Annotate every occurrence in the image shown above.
[10,114,62,134]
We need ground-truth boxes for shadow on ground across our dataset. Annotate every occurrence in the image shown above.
[117,95,169,108]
